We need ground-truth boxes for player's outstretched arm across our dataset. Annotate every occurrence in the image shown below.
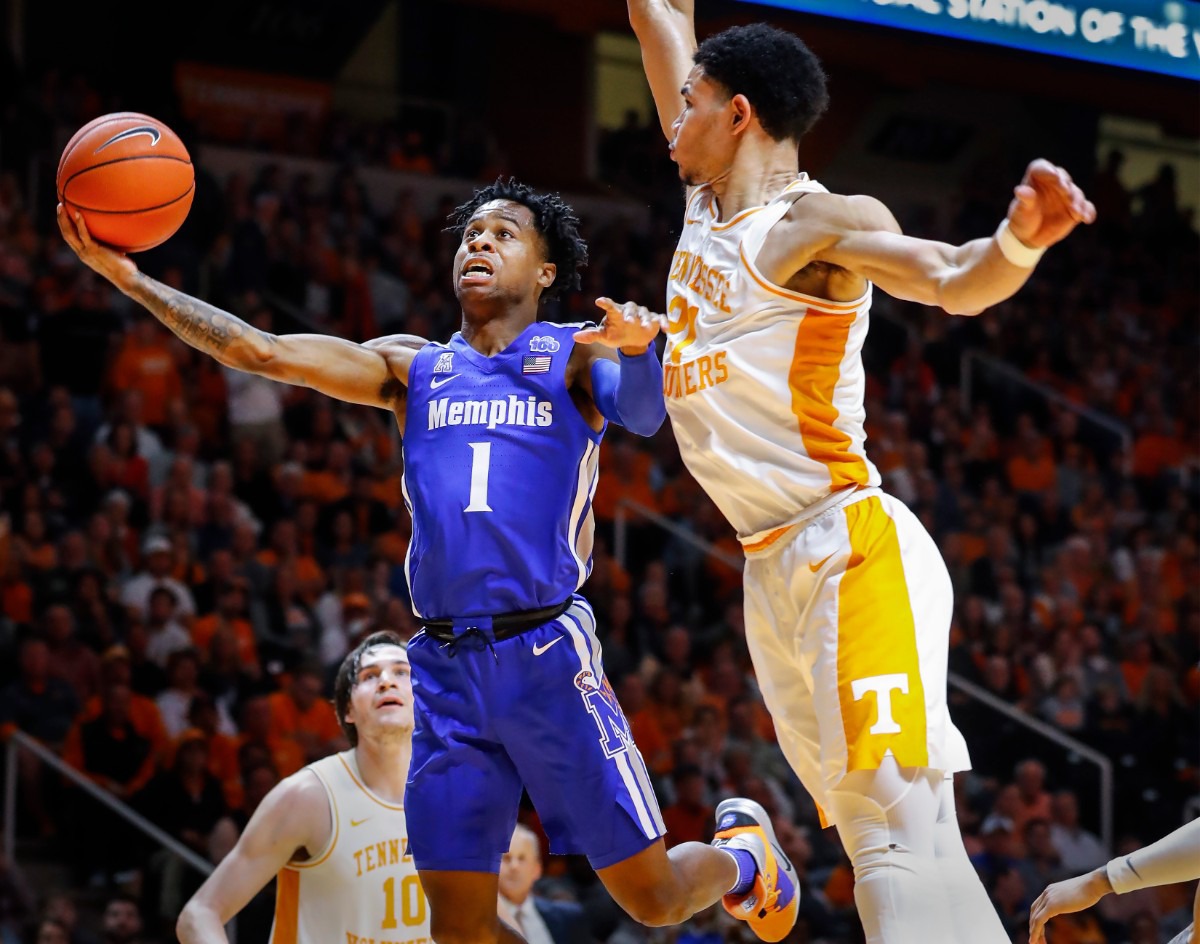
[769,159,1096,316]
[572,298,666,437]
[1029,818,1200,944]
[57,205,411,409]
[177,770,330,943]
[627,0,696,140]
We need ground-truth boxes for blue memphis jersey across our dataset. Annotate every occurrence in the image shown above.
[402,322,604,619]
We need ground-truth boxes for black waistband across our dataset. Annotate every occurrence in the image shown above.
[420,599,573,642]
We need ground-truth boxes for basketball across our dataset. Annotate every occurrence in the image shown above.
[56,111,194,253]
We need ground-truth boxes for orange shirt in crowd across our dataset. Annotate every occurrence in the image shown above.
[301,469,350,505]
[1006,452,1058,494]
[627,708,671,775]
[267,692,342,746]
[80,692,170,763]
[61,718,158,796]
[234,733,304,781]
[591,450,660,523]
[191,614,259,667]
[1131,431,1184,479]
[109,339,182,427]
[255,550,325,589]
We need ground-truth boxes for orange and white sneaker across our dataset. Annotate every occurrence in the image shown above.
[712,798,799,943]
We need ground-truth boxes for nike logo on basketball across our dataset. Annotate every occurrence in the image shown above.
[350,817,371,827]
[94,127,162,153]
[430,374,459,389]
[809,553,835,573]
[532,636,564,656]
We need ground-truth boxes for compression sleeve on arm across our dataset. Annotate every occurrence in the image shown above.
[588,345,667,437]
[1106,818,1200,894]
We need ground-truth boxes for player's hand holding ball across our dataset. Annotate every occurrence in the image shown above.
[56,111,194,287]
[57,205,139,288]
[574,297,664,355]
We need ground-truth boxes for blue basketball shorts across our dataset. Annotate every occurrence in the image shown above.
[404,596,666,872]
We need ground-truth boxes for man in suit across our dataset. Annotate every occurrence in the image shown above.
[498,823,591,944]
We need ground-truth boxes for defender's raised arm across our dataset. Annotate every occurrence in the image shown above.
[627,0,696,140]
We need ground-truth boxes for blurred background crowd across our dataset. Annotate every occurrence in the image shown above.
[0,0,1196,942]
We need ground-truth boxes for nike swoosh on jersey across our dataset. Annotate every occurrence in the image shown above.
[350,817,371,827]
[94,127,162,153]
[808,553,835,573]
[430,374,459,389]
[531,636,565,656]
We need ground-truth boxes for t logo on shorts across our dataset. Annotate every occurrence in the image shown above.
[850,673,910,735]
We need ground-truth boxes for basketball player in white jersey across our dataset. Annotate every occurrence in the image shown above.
[578,3,1095,943]
[177,631,430,944]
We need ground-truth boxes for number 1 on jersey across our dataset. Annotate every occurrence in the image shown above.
[465,442,493,512]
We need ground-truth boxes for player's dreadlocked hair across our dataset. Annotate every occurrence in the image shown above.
[448,177,588,301]
[694,23,829,144]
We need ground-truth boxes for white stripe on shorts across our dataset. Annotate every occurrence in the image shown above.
[616,752,658,839]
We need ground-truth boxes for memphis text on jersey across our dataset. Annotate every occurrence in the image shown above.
[428,395,553,430]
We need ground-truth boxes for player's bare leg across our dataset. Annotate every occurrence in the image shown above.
[598,798,800,943]
[596,840,736,927]
[419,870,525,944]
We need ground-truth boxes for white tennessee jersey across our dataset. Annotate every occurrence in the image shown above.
[663,175,881,548]
[271,750,429,944]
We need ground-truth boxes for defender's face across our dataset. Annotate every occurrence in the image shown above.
[670,67,737,187]
[453,200,556,307]
[345,644,414,738]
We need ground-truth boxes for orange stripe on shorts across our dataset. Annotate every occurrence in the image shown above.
[836,497,928,771]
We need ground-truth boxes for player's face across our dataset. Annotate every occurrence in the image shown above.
[345,644,414,741]
[453,200,556,309]
[670,67,738,187]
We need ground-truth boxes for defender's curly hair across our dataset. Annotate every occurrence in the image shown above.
[448,177,588,301]
[694,23,829,144]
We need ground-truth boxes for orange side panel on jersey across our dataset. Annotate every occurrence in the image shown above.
[271,869,300,944]
[787,313,870,489]
[836,498,928,771]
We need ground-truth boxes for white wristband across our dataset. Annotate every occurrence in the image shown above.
[994,219,1045,268]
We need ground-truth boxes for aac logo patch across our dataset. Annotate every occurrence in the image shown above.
[433,352,454,373]
[528,335,560,353]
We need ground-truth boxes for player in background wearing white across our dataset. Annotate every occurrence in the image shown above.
[1030,818,1200,944]
[597,2,1097,942]
[176,632,428,944]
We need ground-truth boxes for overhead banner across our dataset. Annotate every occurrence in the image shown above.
[736,0,1200,80]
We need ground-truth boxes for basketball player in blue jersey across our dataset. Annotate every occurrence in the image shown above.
[59,179,801,944]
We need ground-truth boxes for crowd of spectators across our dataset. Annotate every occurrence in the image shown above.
[0,62,1196,943]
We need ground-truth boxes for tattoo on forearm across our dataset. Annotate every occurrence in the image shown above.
[131,273,251,356]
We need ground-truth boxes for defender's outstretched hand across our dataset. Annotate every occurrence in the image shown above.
[57,204,138,286]
[1006,159,1097,250]
[574,297,664,354]
[1028,869,1112,944]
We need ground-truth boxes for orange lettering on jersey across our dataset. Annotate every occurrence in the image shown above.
[666,296,699,364]
[664,351,730,400]
[353,836,409,876]
[669,250,732,314]
[714,351,729,384]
